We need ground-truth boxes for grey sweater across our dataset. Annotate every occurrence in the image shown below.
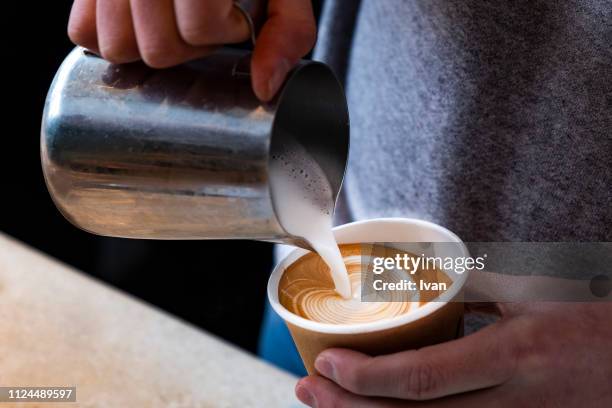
[315,0,611,241]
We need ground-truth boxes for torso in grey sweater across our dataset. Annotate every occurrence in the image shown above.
[315,0,611,241]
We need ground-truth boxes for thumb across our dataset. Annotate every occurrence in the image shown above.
[251,0,317,101]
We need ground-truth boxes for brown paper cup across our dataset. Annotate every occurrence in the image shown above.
[267,218,469,374]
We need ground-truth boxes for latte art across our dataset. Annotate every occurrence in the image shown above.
[292,256,418,324]
[279,244,452,325]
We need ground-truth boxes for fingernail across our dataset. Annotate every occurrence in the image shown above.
[295,384,317,407]
[268,59,290,97]
[314,356,336,380]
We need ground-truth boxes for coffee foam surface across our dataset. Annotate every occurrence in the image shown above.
[279,244,452,325]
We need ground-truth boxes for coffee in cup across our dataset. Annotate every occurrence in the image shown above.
[268,218,468,373]
[279,243,453,325]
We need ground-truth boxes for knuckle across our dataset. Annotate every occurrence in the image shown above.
[508,335,528,368]
[342,364,370,394]
[140,44,177,68]
[508,318,541,363]
[402,359,440,400]
[178,23,215,46]
[502,317,548,381]
[177,6,225,45]
[99,44,132,64]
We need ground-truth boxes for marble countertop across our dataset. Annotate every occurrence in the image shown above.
[0,233,302,407]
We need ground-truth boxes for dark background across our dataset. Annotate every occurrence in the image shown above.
[2,1,322,354]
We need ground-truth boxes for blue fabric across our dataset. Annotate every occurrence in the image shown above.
[258,299,307,377]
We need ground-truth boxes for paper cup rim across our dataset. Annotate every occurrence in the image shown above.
[267,217,470,335]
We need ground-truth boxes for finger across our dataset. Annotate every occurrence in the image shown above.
[251,0,317,101]
[298,376,523,408]
[174,0,250,46]
[465,302,503,316]
[296,376,408,408]
[315,319,526,400]
[466,301,524,318]
[97,0,140,63]
[68,0,99,53]
[130,0,215,68]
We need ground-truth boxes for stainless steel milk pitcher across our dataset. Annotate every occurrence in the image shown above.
[41,47,349,248]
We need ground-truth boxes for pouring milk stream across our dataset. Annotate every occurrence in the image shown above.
[270,134,352,299]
